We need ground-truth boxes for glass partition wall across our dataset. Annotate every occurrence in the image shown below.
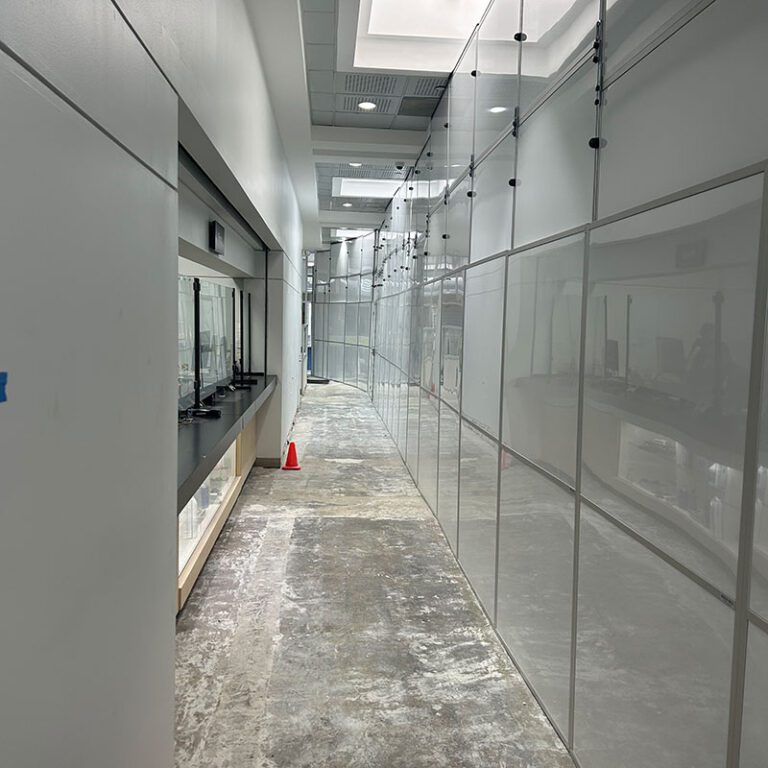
[312,232,376,390]
[366,1,768,767]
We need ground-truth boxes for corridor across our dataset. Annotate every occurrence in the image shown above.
[175,382,574,768]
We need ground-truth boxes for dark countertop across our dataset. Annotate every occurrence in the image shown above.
[177,375,277,511]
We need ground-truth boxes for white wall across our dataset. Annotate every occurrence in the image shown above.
[0,37,177,768]
[0,0,308,764]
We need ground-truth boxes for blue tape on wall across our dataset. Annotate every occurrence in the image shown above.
[0,372,7,403]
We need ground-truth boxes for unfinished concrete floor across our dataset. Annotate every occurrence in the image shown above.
[175,382,575,768]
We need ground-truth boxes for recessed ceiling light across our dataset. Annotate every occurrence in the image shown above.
[489,106,507,114]
[358,101,377,111]
[342,202,353,207]
[349,162,363,167]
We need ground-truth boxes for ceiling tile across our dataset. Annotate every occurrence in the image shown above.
[310,92,335,111]
[308,69,334,92]
[302,11,336,44]
[305,44,335,69]
[301,0,335,11]
[391,115,431,130]
[311,110,334,126]
[333,112,396,129]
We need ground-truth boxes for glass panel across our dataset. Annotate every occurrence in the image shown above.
[361,235,375,273]
[497,452,574,731]
[438,404,460,552]
[448,31,477,174]
[440,274,464,411]
[344,344,358,386]
[502,235,583,484]
[178,276,196,408]
[428,102,449,203]
[313,340,326,378]
[598,0,768,219]
[331,241,349,276]
[360,273,373,302]
[347,274,361,302]
[315,251,331,283]
[409,286,423,386]
[462,257,505,436]
[348,237,362,274]
[605,0,698,77]
[458,419,498,615]
[574,507,733,768]
[418,389,439,511]
[740,623,768,768]
[514,62,596,247]
[475,0,522,159]
[421,281,442,394]
[518,0,599,115]
[358,346,370,391]
[582,176,763,596]
[405,381,420,478]
[444,174,472,273]
[357,303,371,346]
[199,281,231,396]
[426,201,446,279]
[327,341,344,381]
[470,132,515,262]
[345,303,358,345]
[398,369,408,456]
[178,441,237,573]
[328,304,344,343]
[330,276,346,303]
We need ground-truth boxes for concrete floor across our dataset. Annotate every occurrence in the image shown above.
[175,382,575,768]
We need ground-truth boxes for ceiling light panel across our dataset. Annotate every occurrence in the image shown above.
[333,178,405,198]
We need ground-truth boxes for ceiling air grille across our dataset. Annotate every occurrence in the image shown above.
[406,77,448,96]
[342,73,400,95]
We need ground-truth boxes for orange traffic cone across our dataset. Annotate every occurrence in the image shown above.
[282,441,301,470]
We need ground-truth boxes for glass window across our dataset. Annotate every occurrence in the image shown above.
[448,31,477,174]
[358,346,370,391]
[178,276,196,408]
[502,234,583,485]
[475,0,522,159]
[470,132,515,262]
[582,175,764,597]
[462,257,505,437]
[574,507,733,768]
[315,252,331,283]
[514,61,597,247]
[440,275,464,411]
[458,419,499,615]
[418,389,440,511]
[497,452,574,732]
[598,0,768,219]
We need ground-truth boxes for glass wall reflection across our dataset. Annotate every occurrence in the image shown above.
[582,175,764,596]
